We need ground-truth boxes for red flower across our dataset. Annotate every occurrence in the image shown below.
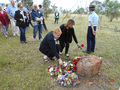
[73,66,77,70]
[62,66,66,69]
[11,13,12,14]
[77,58,81,61]
[67,69,70,71]
[81,44,84,47]
[72,59,78,65]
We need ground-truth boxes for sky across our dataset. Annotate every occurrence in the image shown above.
[1,0,120,11]
[33,0,105,11]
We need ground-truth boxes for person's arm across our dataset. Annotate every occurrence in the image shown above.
[72,28,78,44]
[6,6,12,19]
[7,13,12,19]
[90,22,96,35]
[40,11,44,21]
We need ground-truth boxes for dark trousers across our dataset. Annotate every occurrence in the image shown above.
[43,18,47,31]
[87,26,96,52]
[40,44,60,60]
[54,18,58,24]
[19,27,26,42]
[60,41,70,54]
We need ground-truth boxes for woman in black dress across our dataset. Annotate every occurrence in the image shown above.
[59,19,79,57]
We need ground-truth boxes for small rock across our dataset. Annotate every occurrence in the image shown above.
[89,82,94,85]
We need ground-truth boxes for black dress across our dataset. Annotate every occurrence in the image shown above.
[59,24,78,54]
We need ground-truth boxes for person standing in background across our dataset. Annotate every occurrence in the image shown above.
[54,9,59,24]
[39,4,48,31]
[14,3,28,43]
[4,4,11,31]
[31,4,43,41]
[6,0,20,36]
[82,5,99,54]
[0,5,9,38]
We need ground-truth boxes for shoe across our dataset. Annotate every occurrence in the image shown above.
[82,50,91,54]
[43,56,49,62]
[13,34,16,36]
[5,35,8,38]
[33,38,36,41]
[39,38,42,41]
[24,41,27,43]
[21,41,24,43]
[59,52,62,55]
[65,54,69,57]
[91,51,94,53]
[17,34,20,36]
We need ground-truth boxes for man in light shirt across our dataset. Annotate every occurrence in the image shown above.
[6,0,19,36]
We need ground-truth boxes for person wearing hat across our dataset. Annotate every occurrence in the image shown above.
[83,5,99,54]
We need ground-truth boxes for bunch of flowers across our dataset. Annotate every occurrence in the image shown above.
[48,65,61,76]
[71,57,81,71]
[61,61,74,72]
[57,71,80,86]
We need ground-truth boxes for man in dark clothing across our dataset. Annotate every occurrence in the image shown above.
[39,27,63,65]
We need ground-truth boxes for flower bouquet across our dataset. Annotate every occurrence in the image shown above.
[48,65,62,76]
[57,71,80,86]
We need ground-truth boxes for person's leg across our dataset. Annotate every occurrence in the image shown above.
[39,48,54,60]
[14,19,19,36]
[19,27,24,42]
[57,18,58,24]
[10,18,16,36]
[1,24,8,37]
[87,27,92,52]
[22,27,26,42]
[0,24,1,32]
[91,27,96,52]
[33,25,38,40]
[38,24,43,40]
[59,41,65,53]
[65,42,70,54]
[43,18,47,31]
[54,18,56,24]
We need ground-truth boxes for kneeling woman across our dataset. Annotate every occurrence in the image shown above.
[14,3,28,43]
[59,19,79,57]
[39,28,63,65]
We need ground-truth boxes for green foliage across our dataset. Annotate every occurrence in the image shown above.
[22,0,33,11]
[105,0,120,22]
[47,8,52,14]
[51,4,58,13]
[73,7,84,14]
[43,0,51,19]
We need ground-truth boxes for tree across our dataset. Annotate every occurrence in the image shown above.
[22,0,33,10]
[105,0,120,22]
[43,0,51,19]
[73,7,84,14]
[47,8,52,14]
[51,4,58,13]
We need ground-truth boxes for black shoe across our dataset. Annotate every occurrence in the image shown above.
[21,41,24,43]
[91,51,94,53]
[82,50,91,54]
[24,41,27,43]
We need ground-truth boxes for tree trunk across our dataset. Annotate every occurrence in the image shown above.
[110,18,113,22]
